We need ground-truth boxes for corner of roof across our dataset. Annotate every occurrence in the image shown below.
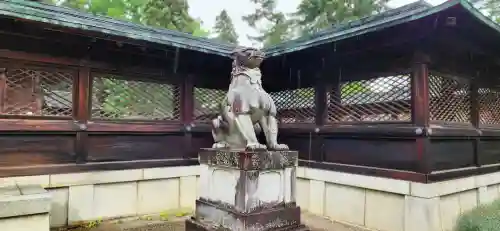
[457,0,500,34]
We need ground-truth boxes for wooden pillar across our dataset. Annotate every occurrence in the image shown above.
[181,74,194,159]
[315,72,328,126]
[470,72,480,166]
[411,51,431,174]
[74,67,90,164]
[0,68,6,113]
[329,68,342,121]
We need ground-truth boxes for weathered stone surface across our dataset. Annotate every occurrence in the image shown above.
[137,179,180,214]
[308,180,325,216]
[0,214,49,231]
[404,196,440,231]
[48,187,69,228]
[199,149,298,170]
[50,169,142,187]
[93,182,138,219]
[210,47,288,151]
[19,184,46,195]
[180,176,198,210]
[143,166,200,180]
[0,185,20,197]
[0,185,51,219]
[191,199,305,231]
[0,175,50,188]
[365,190,404,231]
[324,183,365,226]
[190,145,307,230]
[439,194,461,231]
[68,185,94,223]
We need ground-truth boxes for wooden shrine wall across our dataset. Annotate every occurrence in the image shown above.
[0,49,212,177]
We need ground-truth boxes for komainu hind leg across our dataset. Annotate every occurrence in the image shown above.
[211,116,230,149]
[259,116,289,150]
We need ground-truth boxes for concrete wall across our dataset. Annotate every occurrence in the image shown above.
[2,165,500,231]
[295,167,500,231]
[0,166,199,228]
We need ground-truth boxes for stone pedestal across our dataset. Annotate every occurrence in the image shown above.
[186,148,308,231]
[0,184,51,231]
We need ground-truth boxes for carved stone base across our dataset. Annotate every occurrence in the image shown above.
[190,149,308,230]
[185,218,309,231]
[185,199,309,231]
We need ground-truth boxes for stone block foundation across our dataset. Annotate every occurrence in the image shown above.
[295,167,500,231]
[1,165,499,231]
[0,184,51,231]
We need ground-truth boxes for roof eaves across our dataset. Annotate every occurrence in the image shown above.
[458,0,500,35]
[0,0,235,57]
[263,0,462,57]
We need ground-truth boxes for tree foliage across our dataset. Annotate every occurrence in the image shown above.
[213,10,238,44]
[473,0,500,22]
[48,0,210,37]
[242,0,293,47]
[292,0,389,36]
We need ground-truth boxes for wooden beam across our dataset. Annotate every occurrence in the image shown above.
[0,119,76,131]
[86,121,184,133]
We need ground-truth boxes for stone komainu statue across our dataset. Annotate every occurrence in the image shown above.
[211,47,288,151]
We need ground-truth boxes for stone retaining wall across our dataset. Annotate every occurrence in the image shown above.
[0,166,199,228]
[295,167,500,231]
[2,165,500,231]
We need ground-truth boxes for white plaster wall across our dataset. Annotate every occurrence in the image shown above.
[0,165,200,228]
[295,167,500,231]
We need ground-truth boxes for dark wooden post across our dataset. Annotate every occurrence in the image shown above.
[312,69,328,163]
[411,51,431,174]
[329,68,342,121]
[315,73,328,126]
[181,74,194,159]
[0,68,6,114]
[470,72,480,166]
[74,67,90,164]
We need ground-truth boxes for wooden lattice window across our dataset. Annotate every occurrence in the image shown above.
[327,74,411,123]
[270,88,315,124]
[0,65,75,117]
[478,88,500,126]
[429,73,471,124]
[91,73,180,121]
[193,87,226,122]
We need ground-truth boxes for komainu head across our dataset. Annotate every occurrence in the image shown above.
[231,46,265,69]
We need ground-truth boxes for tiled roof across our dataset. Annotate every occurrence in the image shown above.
[0,0,235,57]
[0,0,497,58]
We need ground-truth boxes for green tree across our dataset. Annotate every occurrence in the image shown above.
[213,10,238,44]
[473,0,500,22]
[142,0,193,33]
[50,0,210,37]
[242,0,293,47]
[292,0,389,36]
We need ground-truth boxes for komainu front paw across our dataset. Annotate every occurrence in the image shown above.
[246,143,267,151]
[268,143,289,151]
[212,142,230,149]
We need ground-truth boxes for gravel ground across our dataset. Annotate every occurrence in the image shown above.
[52,213,371,231]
